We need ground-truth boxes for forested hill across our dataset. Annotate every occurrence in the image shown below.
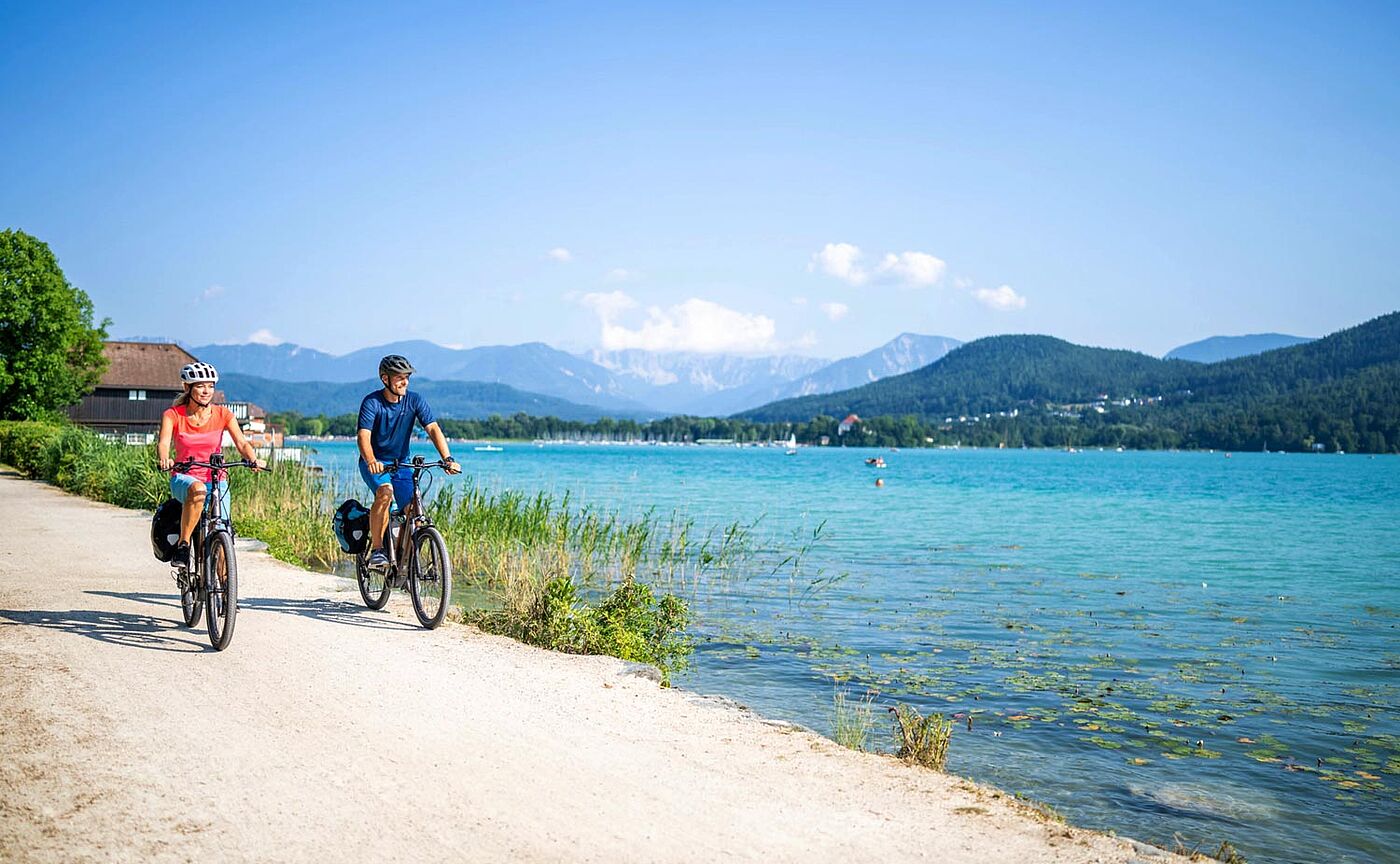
[738,312,1400,453]
[740,335,1193,421]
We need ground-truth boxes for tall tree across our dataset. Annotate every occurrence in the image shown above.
[0,230,109,419]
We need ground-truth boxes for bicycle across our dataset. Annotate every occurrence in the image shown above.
[354,455,453,629]
[171,453,258,650]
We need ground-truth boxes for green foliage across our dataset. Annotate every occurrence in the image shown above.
[0,420,165,509]
[890,703,953,770]
[0,230,109,420]
[473,575,692,685]
[831,686,877,751]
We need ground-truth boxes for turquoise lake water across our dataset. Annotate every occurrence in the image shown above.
[300,439,1399,863]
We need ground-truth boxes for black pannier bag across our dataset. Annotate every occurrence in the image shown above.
[333,498,371,554]
[151,498,183,562]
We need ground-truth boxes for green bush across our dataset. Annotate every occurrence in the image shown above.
[890,703,953,770]
[474,574,692,685]
[0,420,166,509]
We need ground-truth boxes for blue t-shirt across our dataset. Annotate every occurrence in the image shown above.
[357,390,436,463]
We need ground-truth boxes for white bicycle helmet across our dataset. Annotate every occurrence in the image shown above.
[180,362,219,384]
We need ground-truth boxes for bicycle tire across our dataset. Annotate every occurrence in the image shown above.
[355,548,391,610]
[204,530,238,651]
[408,527,451,629]
[179,569,202,627]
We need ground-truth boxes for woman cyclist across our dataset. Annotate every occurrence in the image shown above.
[157,362,266,570]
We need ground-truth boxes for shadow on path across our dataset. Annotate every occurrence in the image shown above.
[0,607,210,653]
[88,590,420,632]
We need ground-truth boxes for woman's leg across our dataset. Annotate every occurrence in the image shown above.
[180,481,206,542]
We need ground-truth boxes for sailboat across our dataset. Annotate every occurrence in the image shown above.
[784,434,798,456]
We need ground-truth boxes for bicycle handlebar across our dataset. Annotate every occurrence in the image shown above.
[383,457,456,472]
[172,457,261,473]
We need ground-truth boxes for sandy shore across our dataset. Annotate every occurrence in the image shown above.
[0,469,1186,863]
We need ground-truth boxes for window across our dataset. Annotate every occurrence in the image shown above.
[128,390,147,401]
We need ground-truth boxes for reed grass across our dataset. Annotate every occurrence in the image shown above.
[890,703,953,770]
[831,685,878,751]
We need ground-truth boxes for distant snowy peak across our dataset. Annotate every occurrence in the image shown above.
[783,333,961,397]
[585,350,830,394]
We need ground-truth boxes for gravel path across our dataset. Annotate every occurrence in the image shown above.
[0,469,1184,863]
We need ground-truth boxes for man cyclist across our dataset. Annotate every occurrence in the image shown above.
[157,362,267,570]
[358,354,461,571]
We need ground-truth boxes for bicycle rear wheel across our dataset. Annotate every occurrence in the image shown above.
[408,527,451,629]
[355,548,391,610]
[204,530,238,651]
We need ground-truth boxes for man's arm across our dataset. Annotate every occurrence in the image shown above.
[357,397,382,473]
[424,423,460,474]
[358,429,383,474]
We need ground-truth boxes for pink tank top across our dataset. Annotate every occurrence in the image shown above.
[166,404,233,484]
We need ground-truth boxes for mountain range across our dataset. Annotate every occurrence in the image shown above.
[737,312,1400,452]
[219,374,652,423]
[191,333,963,418]
[160,326,1344,421]
[1164,333,1313,363]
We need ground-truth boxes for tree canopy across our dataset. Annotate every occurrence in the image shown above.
[0,230,109,419]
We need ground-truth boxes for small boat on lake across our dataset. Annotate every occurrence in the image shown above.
[865,457,886,468]
[474,445,503,453]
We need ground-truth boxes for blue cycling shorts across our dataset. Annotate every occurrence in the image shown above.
[358,460,413,512]
[170,473,230,522]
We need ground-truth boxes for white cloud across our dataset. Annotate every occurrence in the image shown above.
[247,328,282,345]
[547,247,573,263]
[580,290,638,320]
[201,284,225,301]
[974,285,1027,311]
[582,291,777,353]
[605,268,639,283]
[809,243,947,288]
[820,301,849,321]
[808,242,868,285]
[877,251,946,286]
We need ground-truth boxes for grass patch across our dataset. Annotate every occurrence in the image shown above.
[890,703,953,770]
[831,685,877,751]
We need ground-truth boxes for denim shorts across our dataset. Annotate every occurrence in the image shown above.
[358,460,413,512]
[170,473,230,522]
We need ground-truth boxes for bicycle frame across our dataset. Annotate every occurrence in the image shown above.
[175,453,255,591]
[381,456,447,574]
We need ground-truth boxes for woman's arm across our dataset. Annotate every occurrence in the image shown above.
[158,412,175,471]
[225,412,267,470]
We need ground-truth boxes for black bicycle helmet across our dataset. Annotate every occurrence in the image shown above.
[378,354,416,377]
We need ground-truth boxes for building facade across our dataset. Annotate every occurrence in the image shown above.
[67,342,203,444]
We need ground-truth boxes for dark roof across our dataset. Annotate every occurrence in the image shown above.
[98,341,201,389]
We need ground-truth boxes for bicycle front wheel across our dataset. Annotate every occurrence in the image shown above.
[355,548,391,610]
[408,527,451,629]
[204,530,238,651]
[179,569,202,627]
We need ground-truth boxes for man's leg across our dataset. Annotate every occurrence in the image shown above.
[367,482,395,567]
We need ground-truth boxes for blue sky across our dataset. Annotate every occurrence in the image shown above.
[3,1,1398,359]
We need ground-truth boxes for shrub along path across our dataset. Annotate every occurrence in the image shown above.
[0,470,1185,863]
